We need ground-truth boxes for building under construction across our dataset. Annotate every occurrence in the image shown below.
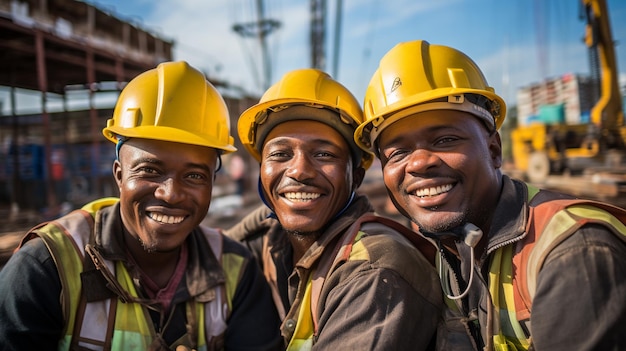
[0,0,258,222]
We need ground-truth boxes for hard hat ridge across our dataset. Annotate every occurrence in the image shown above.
[103,61,236,153]
[354,40,506,152]
[238,68,374,169]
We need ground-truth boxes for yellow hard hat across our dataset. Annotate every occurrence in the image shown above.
[355,40,506,151]
[238,68,373,169]
[103,61,236,153]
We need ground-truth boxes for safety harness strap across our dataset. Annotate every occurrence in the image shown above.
[504,184,626,345]
[514,191,626,318]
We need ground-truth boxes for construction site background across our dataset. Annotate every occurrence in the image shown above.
[1,0,625,268]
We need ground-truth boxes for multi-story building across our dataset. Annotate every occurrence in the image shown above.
[516,73,597,126]
[0,0,257,215]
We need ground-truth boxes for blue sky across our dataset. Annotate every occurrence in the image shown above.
[81,0,626,107]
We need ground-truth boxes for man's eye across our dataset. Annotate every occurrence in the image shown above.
[385,149,408,162]
[187,173,206,180]
[138,167,158,174]
[435,136,460,145]
[315,151,334,158]
[267,151,290,158]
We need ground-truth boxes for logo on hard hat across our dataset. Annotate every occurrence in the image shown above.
[390,77,402,93]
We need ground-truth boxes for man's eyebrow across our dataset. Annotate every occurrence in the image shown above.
[130,157,162,167]
[183,162,214,173]
[130,158,213,172]
[265,137,343,148]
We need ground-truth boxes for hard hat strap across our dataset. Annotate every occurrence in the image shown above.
[115,137,128,160]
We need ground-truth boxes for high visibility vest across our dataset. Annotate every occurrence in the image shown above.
[285,274,316,351]
[20,198,244,351]
[282,214,435,350]
[488,185,626,351]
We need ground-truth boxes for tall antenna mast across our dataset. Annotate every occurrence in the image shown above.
[233,0,281,90]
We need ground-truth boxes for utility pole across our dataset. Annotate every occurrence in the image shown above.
[310,0,326,70]
[233,0,281,90]
[331,0,342,78]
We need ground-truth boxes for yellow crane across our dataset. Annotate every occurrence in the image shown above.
[511,0,625,183]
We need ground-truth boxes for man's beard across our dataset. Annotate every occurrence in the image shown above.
[413,205,490,237]
[140,238,157,253]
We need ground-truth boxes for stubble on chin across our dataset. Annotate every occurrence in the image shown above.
[411,211,467,234]
[285,230,319,239]
[137,236,157,253]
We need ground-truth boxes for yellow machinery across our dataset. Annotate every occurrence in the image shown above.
[511,0,625,183]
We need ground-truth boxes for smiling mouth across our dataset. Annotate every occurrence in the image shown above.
[148,212,185,224]
[283,192,321,202]
[414,184,453,198]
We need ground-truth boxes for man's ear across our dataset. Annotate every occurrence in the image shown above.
[489,131,503,169]
[113,160,122,188]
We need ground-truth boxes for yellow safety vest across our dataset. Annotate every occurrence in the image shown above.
[488,185,626,351]
[22,198,244,351]
[286,274,315,351]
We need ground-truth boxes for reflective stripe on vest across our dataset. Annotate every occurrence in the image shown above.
[25,198,242,351]
[489,245,530,351]
[284,230,368,351]
[286,275,315,351]
[488,186,626,351]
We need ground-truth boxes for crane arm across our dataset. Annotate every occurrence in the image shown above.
[582,0,624,133]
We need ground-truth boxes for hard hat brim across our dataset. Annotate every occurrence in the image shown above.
[103,125,237,153]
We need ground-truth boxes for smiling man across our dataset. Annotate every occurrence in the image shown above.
[0,61,281,351]
[229,68,442,350]
[354,40,626,351]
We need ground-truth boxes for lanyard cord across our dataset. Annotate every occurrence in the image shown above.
[430,223,483,300]
[439,245,476,300]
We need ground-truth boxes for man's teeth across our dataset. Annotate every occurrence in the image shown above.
[415,184,453,198]
[148,212,185,224]
[284,192,321,202]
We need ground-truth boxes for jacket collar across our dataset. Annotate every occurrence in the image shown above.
[91,203,224,301]
[486,175,530,254]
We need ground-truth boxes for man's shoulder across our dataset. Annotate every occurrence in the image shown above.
[340,215,436,277]
[328,216,441,305]
[198,225,255,259]
[221,230,255,258]
[11,235,54,264]
[544,221,626,257]
[357,223,429,261]
[222,205,274,243]
[351,214,436,262]
[526,189,626,243]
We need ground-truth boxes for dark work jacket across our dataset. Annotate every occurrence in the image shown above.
[437,175,626,351]
[0,201,282,351]
[226,194,443,350]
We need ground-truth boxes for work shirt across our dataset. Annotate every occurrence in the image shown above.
[438,175,626,350]
[227,195,443,350]
[0,201,282,351]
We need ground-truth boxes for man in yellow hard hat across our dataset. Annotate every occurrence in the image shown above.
[355,39,626,350]
[0,61,282,351]
[228,68,442,350]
